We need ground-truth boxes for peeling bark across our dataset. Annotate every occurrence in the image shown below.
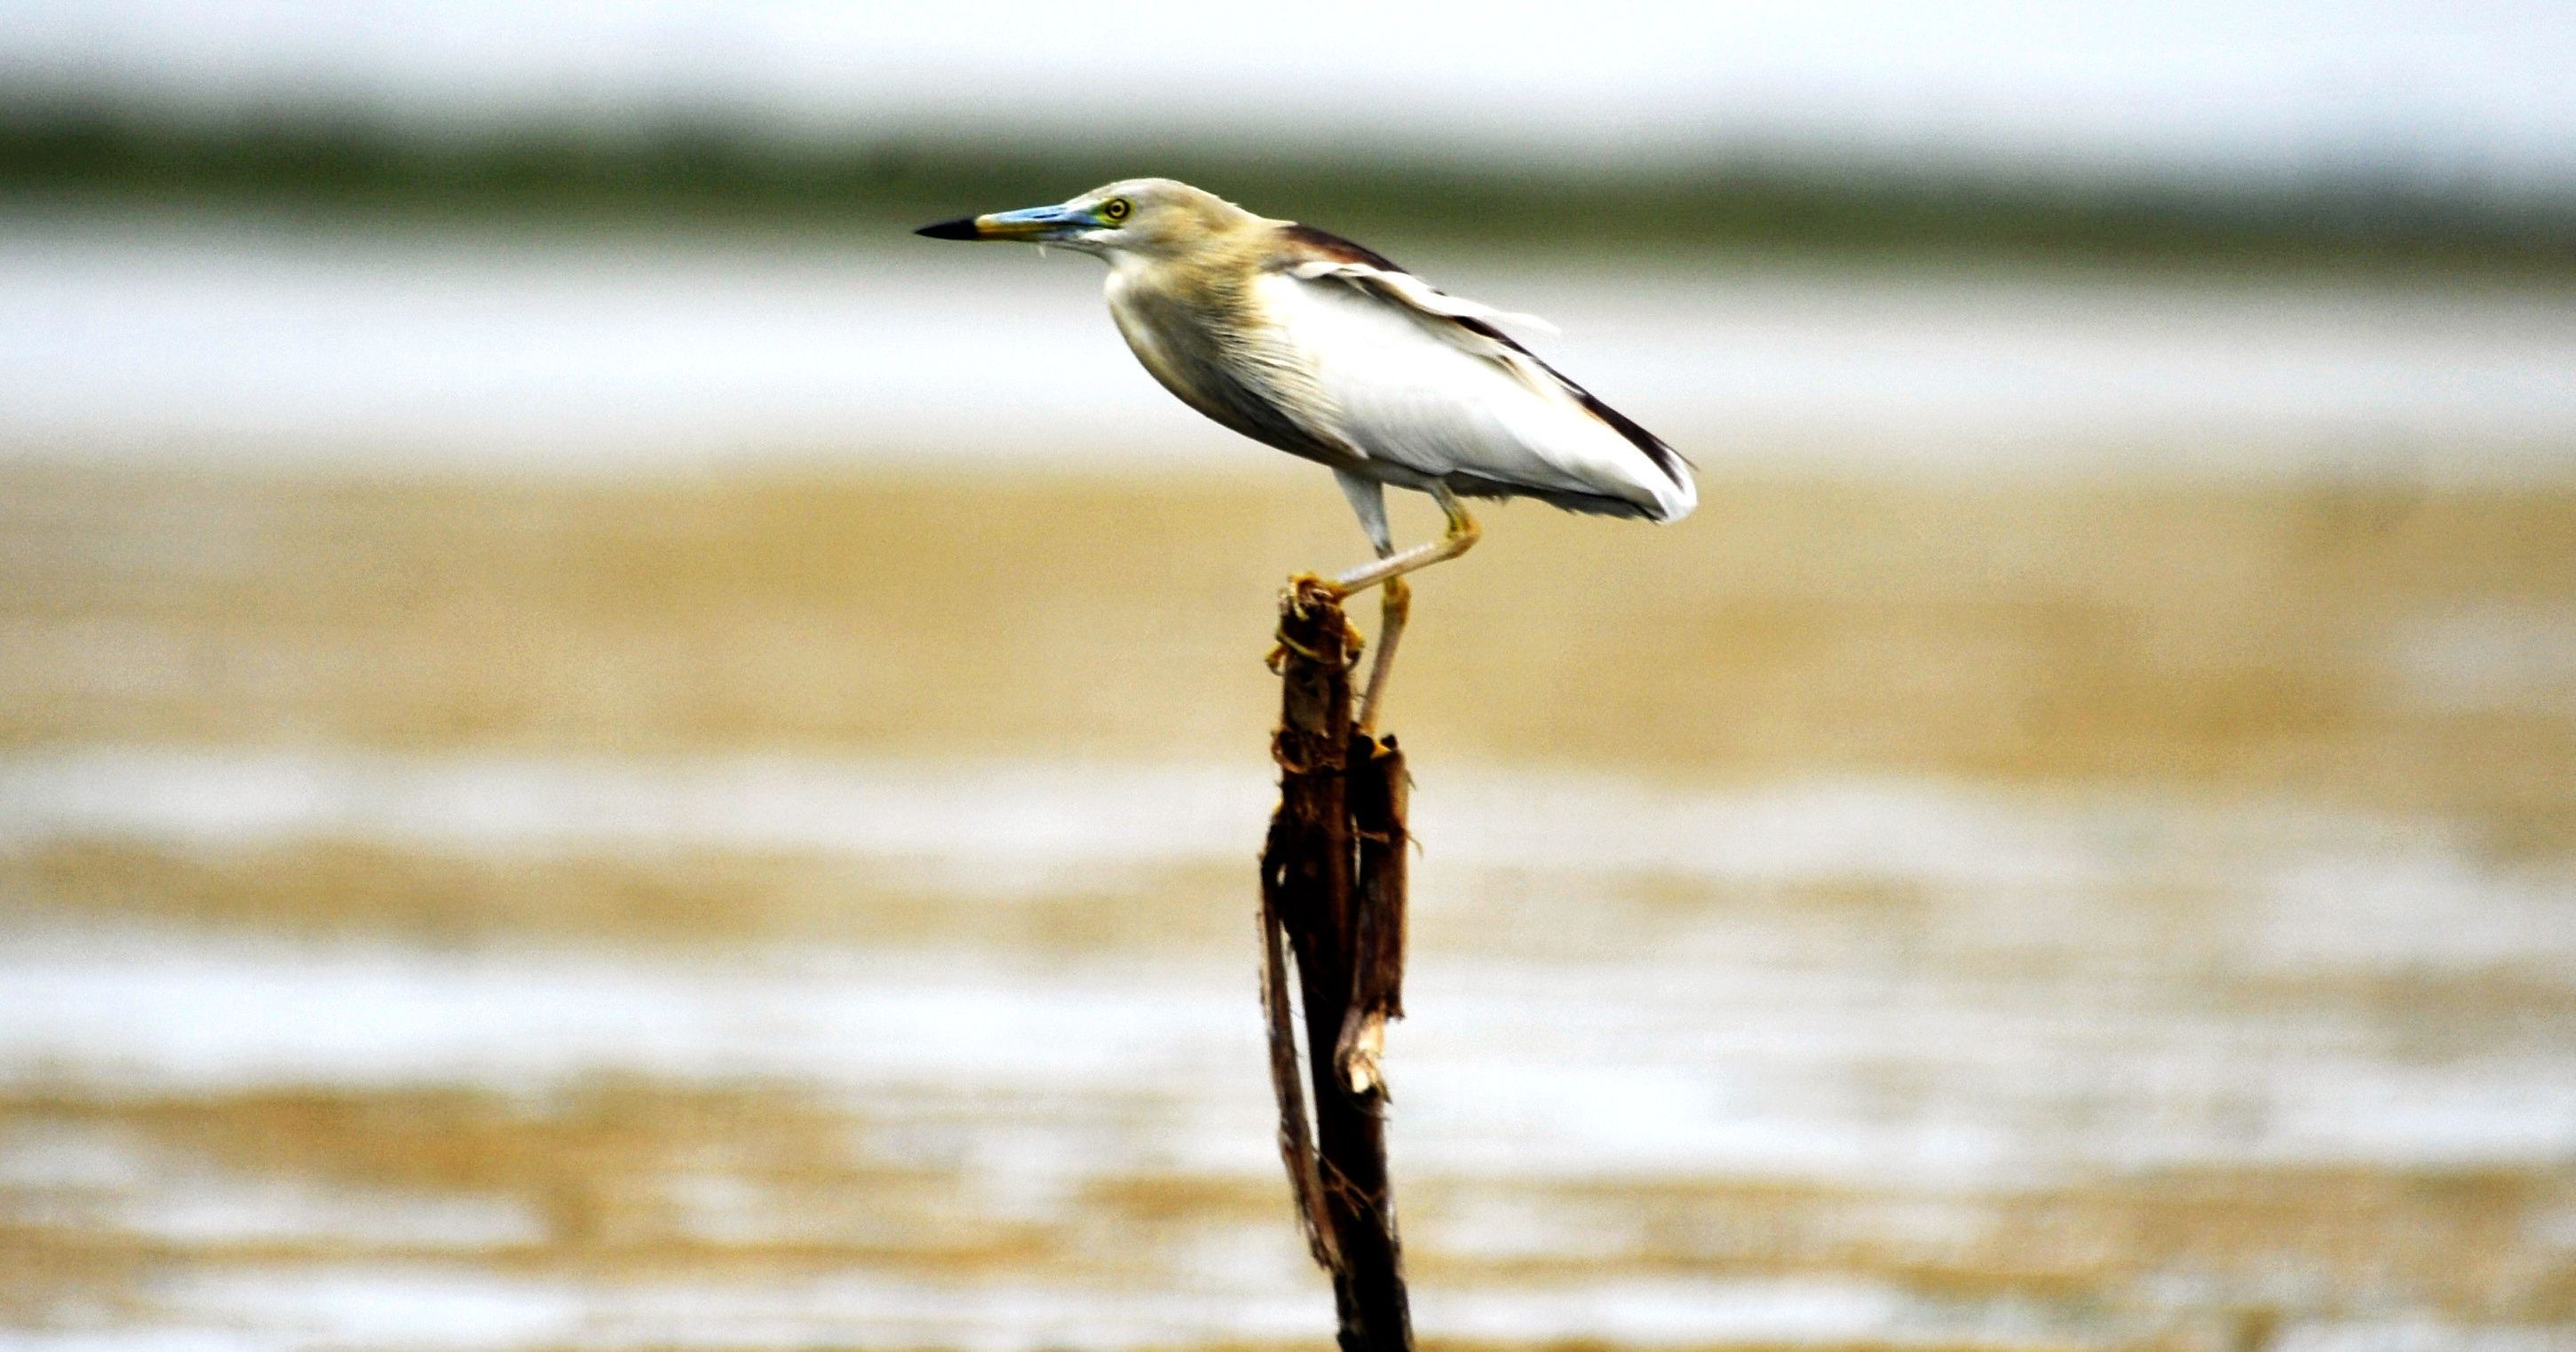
[1259,579,1413,1352]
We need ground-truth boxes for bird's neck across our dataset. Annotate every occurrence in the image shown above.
[1106,248,1248,311]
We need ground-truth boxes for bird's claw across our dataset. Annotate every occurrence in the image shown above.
[1270,573,1365,673]
[1280,572,1347,609]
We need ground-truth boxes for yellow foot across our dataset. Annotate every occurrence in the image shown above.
[1280,571,1346,607]
[1270,573,1366,672]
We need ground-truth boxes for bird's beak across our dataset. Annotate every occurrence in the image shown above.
[914,202,1089,242]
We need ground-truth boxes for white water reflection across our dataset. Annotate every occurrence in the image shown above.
[5,929,2571,1185]
[7,748,2572,927]
[5,217,2572,480]
[4,751,2572,1181]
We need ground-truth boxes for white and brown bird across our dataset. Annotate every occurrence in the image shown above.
[917,178,1693,728]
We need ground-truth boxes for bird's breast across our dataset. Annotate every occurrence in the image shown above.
[1104,270,1345,466]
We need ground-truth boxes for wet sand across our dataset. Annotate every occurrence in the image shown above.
[3,463,2573,1350]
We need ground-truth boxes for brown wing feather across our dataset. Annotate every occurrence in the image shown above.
[1278,222,1406,273]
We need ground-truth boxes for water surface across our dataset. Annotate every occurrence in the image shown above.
[4,466,2572,1349]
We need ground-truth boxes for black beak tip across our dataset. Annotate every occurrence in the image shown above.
[914,217,981,241]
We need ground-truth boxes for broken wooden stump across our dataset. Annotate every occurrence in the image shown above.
[1259,577,1413,1352]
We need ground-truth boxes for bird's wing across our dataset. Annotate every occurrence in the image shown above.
[1256,230,1694,521]
[1285,257,1560,337]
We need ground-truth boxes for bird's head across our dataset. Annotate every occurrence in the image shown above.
[915,178,1256,261]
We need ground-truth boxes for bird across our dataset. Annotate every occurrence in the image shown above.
[916,178,1693,731]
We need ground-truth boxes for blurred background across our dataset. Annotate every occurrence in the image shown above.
[4,3,2573,1349]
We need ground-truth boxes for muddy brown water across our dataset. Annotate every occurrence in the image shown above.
[2,463,2572,1351]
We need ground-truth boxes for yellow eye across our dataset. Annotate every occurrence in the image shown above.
[1100,197,1132,223]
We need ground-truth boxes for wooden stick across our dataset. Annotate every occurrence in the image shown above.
[1260,578,1414,1352]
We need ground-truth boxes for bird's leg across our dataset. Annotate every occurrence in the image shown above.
[1354,575,1408,733]
[1330,488,1479,597]
[1328,483,1477,732]
[1286,477,1480,726]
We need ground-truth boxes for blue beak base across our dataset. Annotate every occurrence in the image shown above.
[913,203,1087,241]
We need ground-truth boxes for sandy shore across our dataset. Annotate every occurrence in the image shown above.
[3,463,2572,1349]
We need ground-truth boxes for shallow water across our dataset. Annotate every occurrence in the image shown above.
[5,761,2572,1348]
[3,465,2574,1350]
[5,217,2574,479]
